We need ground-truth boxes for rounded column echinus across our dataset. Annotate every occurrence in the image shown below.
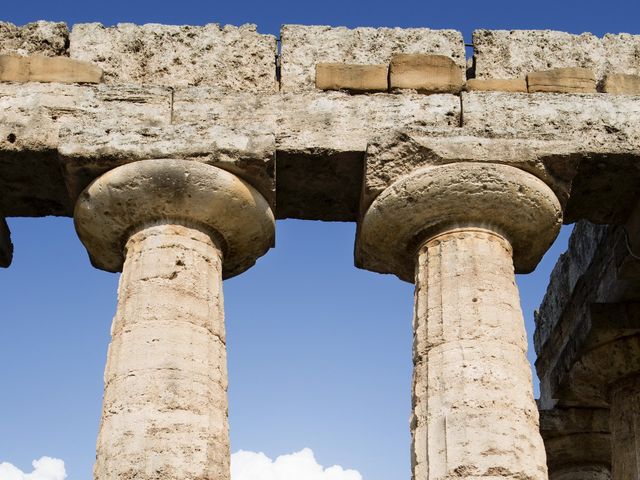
[357,163,562,480]
[74,159,275,480]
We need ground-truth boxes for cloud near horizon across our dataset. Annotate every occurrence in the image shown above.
[0,457,67,480]
[231,448,362,480]
[1,449,361,480]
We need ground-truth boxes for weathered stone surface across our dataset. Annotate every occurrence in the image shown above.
[0,218,12,267]
[610,375,640,480]
[461,92,640,223]
[315,63,388,92]
[0,21,68,57]
[357,163,562,281]
[539,407,611,475]
[389,54,463,93]
[281,25,465,92]
[74,160,275,278]
[59,123,275,207]
[0,55,103,83]
[94,223,230,480]
[473,29,640,83]
[465,77,527,92]
[527,67,597,93]
[410,229,547,479]
[174,89,461,220]
[603,73,640,95]
[69,23,277,91]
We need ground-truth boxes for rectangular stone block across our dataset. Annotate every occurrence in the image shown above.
[281,24,465,92]
[69,23,277,91]
[389,54,463,93]
[0,21,68,57]
[0,55,103,83]
[473,29,640,83]
[603,74,640,95]
[315,63,387,92]
[0,218,12,267]
[465,78,527,93]
[527,67,597,93]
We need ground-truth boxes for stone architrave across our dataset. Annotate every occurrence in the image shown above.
[357,163,561,479]
[74,159,275,480]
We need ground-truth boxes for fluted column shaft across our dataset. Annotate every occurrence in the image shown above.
[611,375,640,480]
[411,228,547,480]
[95,223,229,479]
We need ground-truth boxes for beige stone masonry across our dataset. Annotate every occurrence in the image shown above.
[0,217,12,267]
[603,73,640,95]
[69,23,277,91]
[74,159,275,479]
[315,63,388,92]
[0,55,103,83]
[389,54,463,93]
[527,67,597,93]
[0,21,68,57]
[465,78,527,92]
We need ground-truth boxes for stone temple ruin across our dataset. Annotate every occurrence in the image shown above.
[1,19,640,480]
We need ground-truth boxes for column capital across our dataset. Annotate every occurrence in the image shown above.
[356,162,562,282]
[74,158,275,279]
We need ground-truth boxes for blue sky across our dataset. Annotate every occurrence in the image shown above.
[1,1,638,479]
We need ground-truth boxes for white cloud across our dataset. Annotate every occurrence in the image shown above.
[0,457,66,480]
[231,448,362,480]
[0,450,360,480]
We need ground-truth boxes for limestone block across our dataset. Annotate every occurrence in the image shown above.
[473,29,604,81]
[59,123,275,206]
[0,55,103,83]
[389,54,463,93]
[465,78,527,92]
[0,21,68,57]
[0,218,12,267]
[602,34,640,79]
[603,74,640,95]
[69,23,277,91]
[315,63,388,92]
[527,67,597,93]
[281,25,465,92]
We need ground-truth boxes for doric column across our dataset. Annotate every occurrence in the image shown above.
[357,163,562,479]
[74,159,275,480]
[610,375,640,479]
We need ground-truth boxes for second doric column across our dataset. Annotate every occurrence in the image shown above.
[74,159,275,480]
[357,163,562,480]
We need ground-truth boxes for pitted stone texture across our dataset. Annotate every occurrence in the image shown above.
[59,123,275,207]
[357,163,562,281]
[411,229,547,480]
[281,25,465,92]
[69,23,277,91]
[0,218,12,267]
[95,224,230,480]
[473,30,640,83]
[74,159,275,278]
[0,21,68,57]
[610,376,640,480]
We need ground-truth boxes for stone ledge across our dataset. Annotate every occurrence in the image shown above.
[465,78,527,92]
[315,63,388,92]
[603,73,640,95]
[0,55,103,83]
[389,54,463,94]
[527,67,597,94]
